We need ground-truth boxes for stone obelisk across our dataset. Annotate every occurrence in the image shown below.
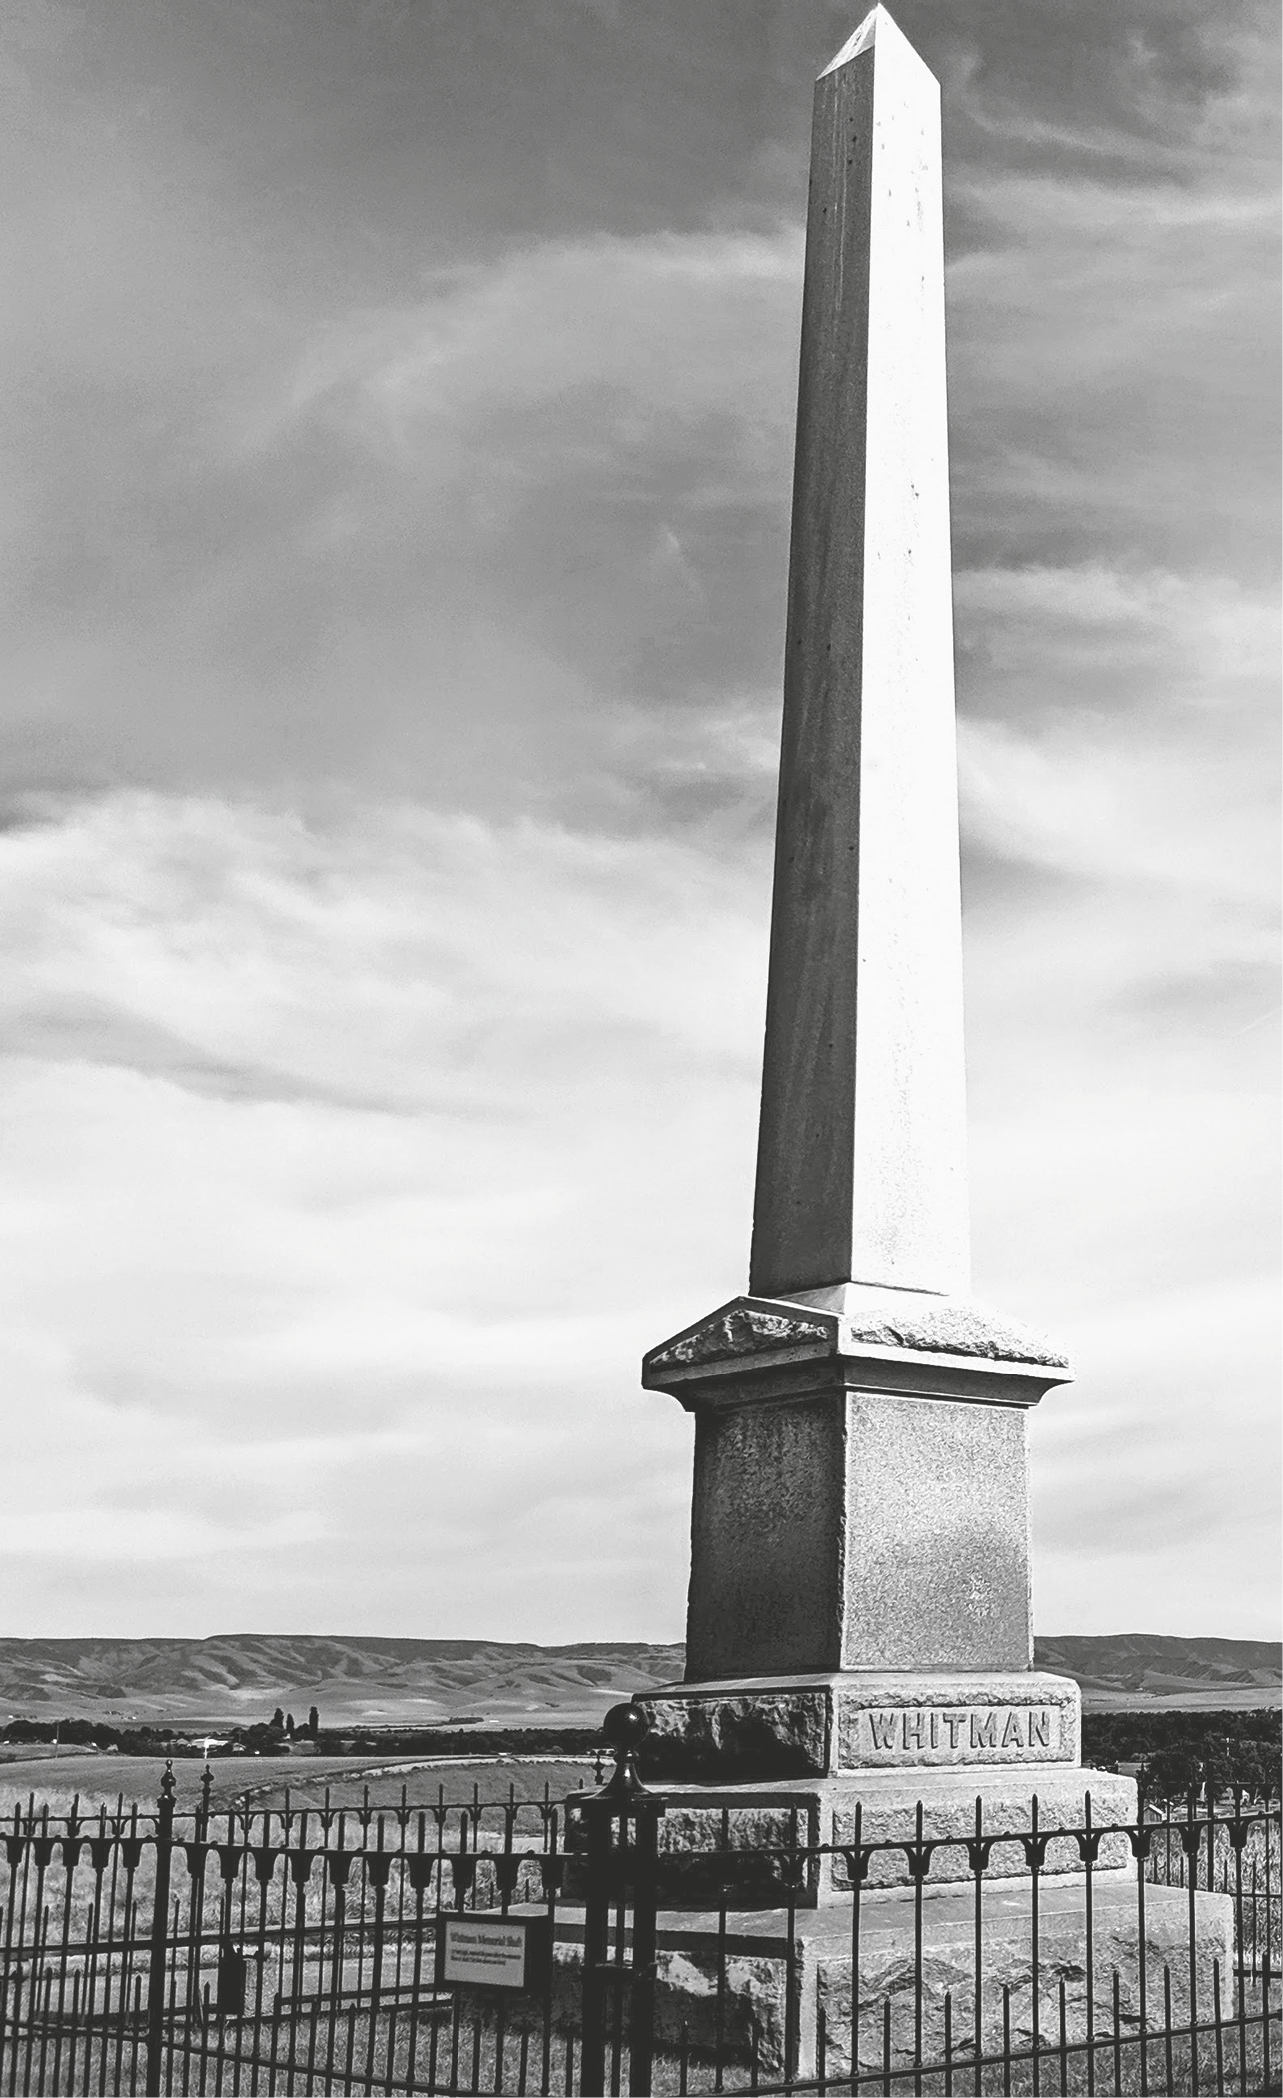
[633,6,1133,1863]
[750,4,967,1313]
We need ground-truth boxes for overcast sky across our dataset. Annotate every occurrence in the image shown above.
[0,0,1277,1646]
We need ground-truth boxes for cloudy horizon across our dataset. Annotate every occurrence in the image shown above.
[0,0,1277,1644]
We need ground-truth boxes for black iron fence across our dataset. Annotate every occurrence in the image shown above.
[0,1746,1276,2095]
[0,1765,582,2096]
[568,1715,1279,2097]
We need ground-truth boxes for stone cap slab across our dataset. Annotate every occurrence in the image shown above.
[642,1291,1070,1410]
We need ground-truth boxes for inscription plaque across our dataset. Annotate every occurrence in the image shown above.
[840,1701,1062,1768]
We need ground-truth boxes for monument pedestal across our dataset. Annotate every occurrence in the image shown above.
[643,1290,1069,1685]
[635,1299,1130,1900]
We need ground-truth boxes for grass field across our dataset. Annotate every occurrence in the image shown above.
[0,1751,598,1821]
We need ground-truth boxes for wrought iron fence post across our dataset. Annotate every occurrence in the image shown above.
[197,1763,213,1843]
[628,1796,663,2097]
[144,1763,176,2096]
[579,1785,616,2092]
[578,1704,662,2097]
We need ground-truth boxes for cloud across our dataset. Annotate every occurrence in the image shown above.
[945,159,1279,578]
[1032,1273,1280,1637]
[0,0,1274,1639]
[291,231,801,447]
[954,558,1278,1333]
[0,217,807,812]
[955,558,1277,1044]
[0,791,767,1096]
[957,563,1278,723]
[0,781,1274,1638]
[0,792,756,1631]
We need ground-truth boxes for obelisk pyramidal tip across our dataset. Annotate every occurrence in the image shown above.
[818,5,881,75]
[748,3,969,1305]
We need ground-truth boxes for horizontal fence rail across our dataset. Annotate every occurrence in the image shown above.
[0,1763,1275,2094]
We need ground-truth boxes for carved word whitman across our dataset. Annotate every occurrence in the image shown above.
[862,1707,1056,1754]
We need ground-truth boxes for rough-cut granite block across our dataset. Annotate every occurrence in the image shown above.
[497,1881,1232,2083]
[638,1687,831,1782]
[568,1767,1137,1906]
[808,1879,1234,2084]
[637,1672,1080,1781]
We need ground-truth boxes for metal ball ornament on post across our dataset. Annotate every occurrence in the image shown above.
[593,1702,652,1801]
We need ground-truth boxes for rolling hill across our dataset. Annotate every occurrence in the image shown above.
[0,1632,1275,1727]
[1032,1634,1281,1711]
[0,1636,685,1727]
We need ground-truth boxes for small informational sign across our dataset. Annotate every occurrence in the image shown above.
[435,1913,551,1993]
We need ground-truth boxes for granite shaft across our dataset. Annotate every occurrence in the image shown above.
[750,9,968,1302]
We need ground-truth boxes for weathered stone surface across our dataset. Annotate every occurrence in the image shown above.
[640,1687,830,1781]
[825,1766,1136,1889]
[516,1878,1232,2081]
[591,1767,1137,1904]
[685,1392,846,1681]
[790,1282,1068,1368]
[677,1380,1035,1682]
[808,1878,1235,2082]
[648,1304,831,1374]
[643,1291,1070,1392]
[843,1391,1032,1670]
[839,1301,1064,1366]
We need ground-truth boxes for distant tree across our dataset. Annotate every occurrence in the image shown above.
[1220,1739,1279,1801]
[271,1708,285,1732]
[1141,1737,1280,1805]
[308,1706,319,1738]
[285,1712,295,1737]
[1083,1708,1281,1772]
[1139,1746,1203,1804]
[4,1720,56,1744]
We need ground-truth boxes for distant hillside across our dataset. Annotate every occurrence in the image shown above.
[0,1636,686,1727]
[0,1633,1275,1725]
[1033,1634,1281,1711]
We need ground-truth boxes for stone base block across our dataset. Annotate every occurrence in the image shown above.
[807,1879,1234,2083]
[636,1670,1081,1781]
[510,1881,1232,2082]
[571,1766,1138,1905]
